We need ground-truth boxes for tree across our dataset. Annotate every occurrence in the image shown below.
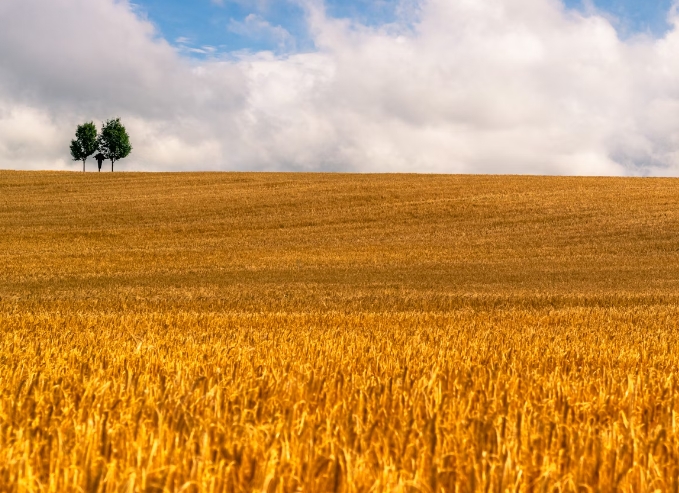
[98,118,132,172]
[69,122,98,172]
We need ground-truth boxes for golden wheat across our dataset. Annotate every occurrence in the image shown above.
[2,171,679,492]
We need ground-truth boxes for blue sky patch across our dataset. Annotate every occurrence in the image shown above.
[563,0,674,38]
[133,0,676,58]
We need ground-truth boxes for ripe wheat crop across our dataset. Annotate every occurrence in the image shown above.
[2,171,679,492]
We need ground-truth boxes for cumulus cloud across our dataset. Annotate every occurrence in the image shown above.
[0,0,679,174]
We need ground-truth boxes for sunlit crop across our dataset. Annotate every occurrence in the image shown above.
[2,171,679,492]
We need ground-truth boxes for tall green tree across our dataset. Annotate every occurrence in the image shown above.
[69,122,98,172]
[98,118,132,172]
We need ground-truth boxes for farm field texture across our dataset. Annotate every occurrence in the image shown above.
[2,171,679,492]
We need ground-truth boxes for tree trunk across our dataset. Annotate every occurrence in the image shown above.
[83,160,85,173]
[111,160,114,172]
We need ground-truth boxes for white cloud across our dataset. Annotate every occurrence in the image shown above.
[1,0,679,175]
[228,14,297,52]
[0,103,71,170]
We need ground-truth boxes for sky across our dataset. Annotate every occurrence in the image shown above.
[1,0,679,175]
[141,0,676,55]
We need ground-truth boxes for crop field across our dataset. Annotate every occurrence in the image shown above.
[3,171,679,492]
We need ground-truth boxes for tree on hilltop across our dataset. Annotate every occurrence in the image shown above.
[69,122,98,172]
[98,118,132,172]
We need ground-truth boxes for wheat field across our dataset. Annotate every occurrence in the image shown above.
[2,171,679,492]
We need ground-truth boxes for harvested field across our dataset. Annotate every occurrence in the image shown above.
[2,171,679,492]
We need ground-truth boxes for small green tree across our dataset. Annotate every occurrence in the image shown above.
[69,122,98,172]
[98,118,132,172]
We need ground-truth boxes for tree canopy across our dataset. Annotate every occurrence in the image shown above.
[98,118,132,172]
[69,122,98,172]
